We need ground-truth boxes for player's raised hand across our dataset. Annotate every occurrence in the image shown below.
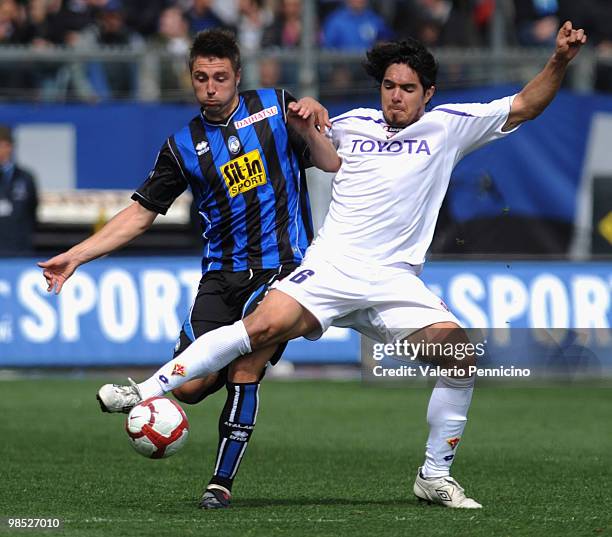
[288,97,331,130]
[37,252,80,294]
[555,21,587,63]
[287,107,316,138]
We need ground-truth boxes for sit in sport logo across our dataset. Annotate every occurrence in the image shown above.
[221,149,267,197]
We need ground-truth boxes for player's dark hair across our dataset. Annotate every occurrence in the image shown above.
[189,29,241,73]
[363,38,438,90]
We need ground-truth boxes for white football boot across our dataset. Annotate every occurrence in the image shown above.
[97,378,142,413]
[413,467,482,508]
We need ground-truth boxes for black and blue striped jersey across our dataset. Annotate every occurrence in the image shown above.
[133,88,314,274]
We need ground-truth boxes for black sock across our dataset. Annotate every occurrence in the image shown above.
[208,381,260,493]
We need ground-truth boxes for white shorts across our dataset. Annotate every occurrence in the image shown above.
[273,249,460,343]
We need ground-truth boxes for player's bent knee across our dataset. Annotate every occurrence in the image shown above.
[244,310,294,349]
[171,387,202,405]
[413,321,478,373]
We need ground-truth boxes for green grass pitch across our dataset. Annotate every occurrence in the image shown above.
[1,378,611,537]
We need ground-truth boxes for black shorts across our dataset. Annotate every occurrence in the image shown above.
[173,264,297,365]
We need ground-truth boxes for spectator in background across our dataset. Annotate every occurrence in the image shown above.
[122,0,167,37]
[514,0,559,46]
[236,0,272,52]
[0,0,28,98]
[317,0,341,23]
[158,6,191,57]
[581,0,612,92]
[261,0,302,86]
[472,0,495,41]
[0,126,38,256]
[211,0,239,27]
[188,0,225,34]
[393,0,481,47]
[262,0,302,49]
[21,0,50,44]
[89,0,142,47]
[156,6,192,100]
[258,55,281,86]
[321,0,392,50]
[320,0,392,97]
[39,0,98,45]
[0,0,28,44]
[79,0,144,99]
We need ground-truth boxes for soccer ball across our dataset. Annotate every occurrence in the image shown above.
[125,397,189,459]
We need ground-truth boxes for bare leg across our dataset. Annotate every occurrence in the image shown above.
[172,372,226,405]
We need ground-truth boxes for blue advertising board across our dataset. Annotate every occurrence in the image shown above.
[0,257,357,366]
[1,258,610,368]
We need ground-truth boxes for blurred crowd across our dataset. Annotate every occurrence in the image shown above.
[1,0,611,100]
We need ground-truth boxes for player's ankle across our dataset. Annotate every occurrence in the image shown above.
[208,478,233,496]
[420,468,449,480]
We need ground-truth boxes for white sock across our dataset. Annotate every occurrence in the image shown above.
[137,320,252,399]
[421,374,475,479]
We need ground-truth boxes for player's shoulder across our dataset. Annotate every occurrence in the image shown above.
[428,95,514,120]
[239,87,288,104]
[331,107,383,126]
[240,88,291,121]
[169,116,201,151]
[429,102,480,118]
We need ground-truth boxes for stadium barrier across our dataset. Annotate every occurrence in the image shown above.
[1,258,610,371]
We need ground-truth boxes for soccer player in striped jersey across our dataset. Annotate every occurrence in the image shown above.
[39,29,340,509]
[94,21,587,508]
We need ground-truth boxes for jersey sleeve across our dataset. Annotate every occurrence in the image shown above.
[278,88,296,123]
[277,88,315,167]
[433,94,519,159]
[287,125,314,168]
[131,139,188,215]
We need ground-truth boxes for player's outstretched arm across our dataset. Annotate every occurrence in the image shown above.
[503,21,587,131]
[287,98,341,172]
[38,201,157,294]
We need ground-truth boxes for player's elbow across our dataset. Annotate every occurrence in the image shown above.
[128,201,158,232]
[330,156,342,172]
[509,95,544,127]
[320,156,342,173]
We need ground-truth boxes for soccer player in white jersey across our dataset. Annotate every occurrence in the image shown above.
[97,22,587,508]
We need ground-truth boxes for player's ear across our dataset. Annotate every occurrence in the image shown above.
[235,69,241,88]
[424,85,436,106]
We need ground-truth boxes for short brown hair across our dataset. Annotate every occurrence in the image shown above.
[189,29,241,73]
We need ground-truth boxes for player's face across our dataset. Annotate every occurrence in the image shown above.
[191,56,241,121]
[380,63,435,128]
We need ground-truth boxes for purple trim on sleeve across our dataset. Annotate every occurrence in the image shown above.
[332,115,386,125]
[434,108,476,117]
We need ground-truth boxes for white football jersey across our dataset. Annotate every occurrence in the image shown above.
[313,95,519,267]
